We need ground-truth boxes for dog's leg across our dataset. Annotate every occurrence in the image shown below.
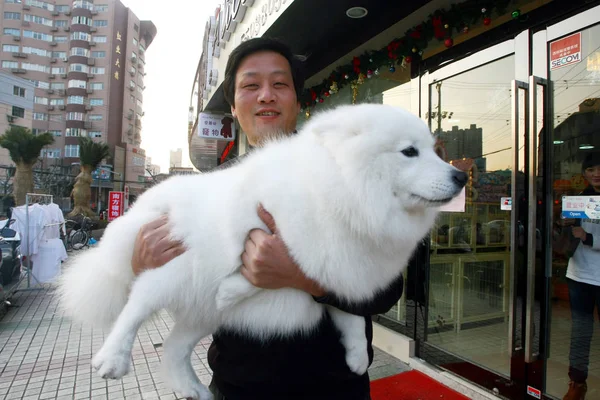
[162,321,214,400]
[92,269,175,380]
[327,306,369,375]
[215,273,261,311]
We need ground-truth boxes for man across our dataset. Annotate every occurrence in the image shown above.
[131,37,404,400]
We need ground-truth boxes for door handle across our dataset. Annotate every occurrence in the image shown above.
[525,76,548,363]
[508,80,528,356]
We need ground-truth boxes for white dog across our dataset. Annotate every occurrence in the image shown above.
[58,104,467,400]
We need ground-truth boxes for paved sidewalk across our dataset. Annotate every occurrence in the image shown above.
[0,285,409,400]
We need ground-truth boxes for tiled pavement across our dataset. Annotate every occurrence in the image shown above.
[0,284,409,400]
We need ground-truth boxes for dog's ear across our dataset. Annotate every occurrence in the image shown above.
[309,106,361,139]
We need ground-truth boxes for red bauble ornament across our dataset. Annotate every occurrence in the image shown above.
[404,56,412,64]
[324,92,330,97]
[483,17,491,26]
[444,38,453,48]
[319,98,324,103]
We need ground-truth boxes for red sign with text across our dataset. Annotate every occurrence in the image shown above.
[550,32,582,70]
[108,191,124,221]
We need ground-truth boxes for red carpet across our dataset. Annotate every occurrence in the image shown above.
[370,370,470,400]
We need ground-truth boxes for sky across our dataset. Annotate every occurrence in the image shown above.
[120,0,219,172]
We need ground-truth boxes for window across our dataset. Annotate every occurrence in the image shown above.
[42,148,61,158]
[23,46,49,57]
[88,114,103,121]
[91,82,104,90]
[66,128,86,137]
[13,86,26,97]
[4,28,20,36]
[91,51,105,58]
[49,114,63,122]
[49,98,64,105]
[71,31,91,41]
[132,156,144,166]
[22,62,50,73]
[71,47,90,57]
[94,4,108,12]
[48,130,62,137]
[54,20,68,27]
[3,44,20,53]
[68,95,84,104]
[28,79,49,89]
[54,36,67,43]
[89,98,103,106]
[50,82,65,90]
[89,131,102,138]
[68,80,86,88]
[24,14,53,26]
[66,112,84,121]
[69,63,89,73]
[23,30,53,42]
[51,67,66,74]
[26,0,55,12]
[92,35,107,43]
[4,12,21,20]
[64,145,80,158]
[134,24,139,32]
[5,0,23,4]
[51,51,66,58]
[34,96,48,105]
[12,106,25,118]
[93,20,108,27]
[56,5,70,12]
[91,67,105,75]
[33,112,47,120]
[72,0,93,10]
[71,16,92,26]
[2,61,19,68]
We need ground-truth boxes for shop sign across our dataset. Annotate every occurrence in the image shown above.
[197,113,236,141]
[561,195,600,219]
[108,191,124,221]
[550,32,581,70]
[439,187,465,212]
[500,197,512,211]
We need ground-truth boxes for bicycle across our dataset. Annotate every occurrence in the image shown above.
[64,214,96,251]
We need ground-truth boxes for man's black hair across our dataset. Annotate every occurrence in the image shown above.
[582,151,600,172]
[222,37,305,107]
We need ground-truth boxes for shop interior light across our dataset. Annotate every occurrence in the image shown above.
[553,140,564,145]
[346,6,368,18]
[579,144,594,149]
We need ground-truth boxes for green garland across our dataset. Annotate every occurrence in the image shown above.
[300,0,515,108]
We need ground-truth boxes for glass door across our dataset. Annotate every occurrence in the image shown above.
[534,6,600,399]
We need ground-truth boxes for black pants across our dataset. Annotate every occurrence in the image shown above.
[567,278,600,383]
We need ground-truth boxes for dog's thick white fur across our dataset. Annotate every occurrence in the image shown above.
[58,104,466,400]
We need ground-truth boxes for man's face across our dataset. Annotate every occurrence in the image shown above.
[584,165,600,187]
[231,51,300,146]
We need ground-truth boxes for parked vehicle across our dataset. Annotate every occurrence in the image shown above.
[0,219,22,286]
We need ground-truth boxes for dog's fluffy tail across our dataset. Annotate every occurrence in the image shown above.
[57,213,146,329]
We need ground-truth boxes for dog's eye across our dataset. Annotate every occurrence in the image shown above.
[401,146,419,157]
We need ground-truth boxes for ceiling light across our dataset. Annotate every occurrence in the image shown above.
[553,140,564,145]
[346,6,368,19]
[579,144,594,149]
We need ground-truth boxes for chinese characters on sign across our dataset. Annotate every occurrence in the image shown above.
[114,31,122,80]
[550,32,581,70]
[108,191,124,221]
[561,195,600,219]
[197,113,236,141]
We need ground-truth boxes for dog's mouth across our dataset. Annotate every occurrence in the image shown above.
[409,194,454,206]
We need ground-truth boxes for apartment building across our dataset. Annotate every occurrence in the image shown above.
[0,70,34,166]
[0,0,156,193]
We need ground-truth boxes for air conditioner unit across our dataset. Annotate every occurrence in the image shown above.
[48,74,56,79]
[21,21,30,27]
[64,9,71,15]
[62,57,68,62]
[62,73,68,78]
[47,105,55,111]
[91,10,98,15]
[63,26,70,32]
[52,10,59,16]
[12,52,27,58]
[87,58,95,66]
[89,42,96,47]
[90,27,97,32]
[87,73,94,79]
[85,105,93,111]
[6,114,17,123]
[86,88,93,94]
[50,41,58,46]
[47,89,55,94]
[12,36,21,42]
[58,105,66,110]
[22,4,30,9]
[58,89,66,96]
[51,26,58,32]
[50,58,57,63]
[84,121,92,128]
[11,68,26,74]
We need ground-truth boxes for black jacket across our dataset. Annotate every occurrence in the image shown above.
[208,152,404,399]
[208,275,404,400]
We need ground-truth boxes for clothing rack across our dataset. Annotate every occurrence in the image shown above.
[19,193,54,292]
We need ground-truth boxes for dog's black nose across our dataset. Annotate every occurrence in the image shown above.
[452,170,469,188]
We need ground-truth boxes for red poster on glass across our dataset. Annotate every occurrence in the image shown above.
[550,32,581,70]
[108,191,124,221]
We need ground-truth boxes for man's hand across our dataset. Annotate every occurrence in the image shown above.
[241,205,326,297]
[572,226,588,240]
[131,215,186,276]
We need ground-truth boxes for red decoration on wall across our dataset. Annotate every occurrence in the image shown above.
[444,38,454,48]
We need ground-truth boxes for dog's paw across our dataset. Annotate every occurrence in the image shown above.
[174,383,213,400]
[92,348,131,379]
[345,347,369,375]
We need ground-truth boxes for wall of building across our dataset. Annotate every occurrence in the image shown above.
[0,72,35,166]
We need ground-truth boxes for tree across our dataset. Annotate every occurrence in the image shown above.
[0,126,54,206]
[69,137,110,217]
